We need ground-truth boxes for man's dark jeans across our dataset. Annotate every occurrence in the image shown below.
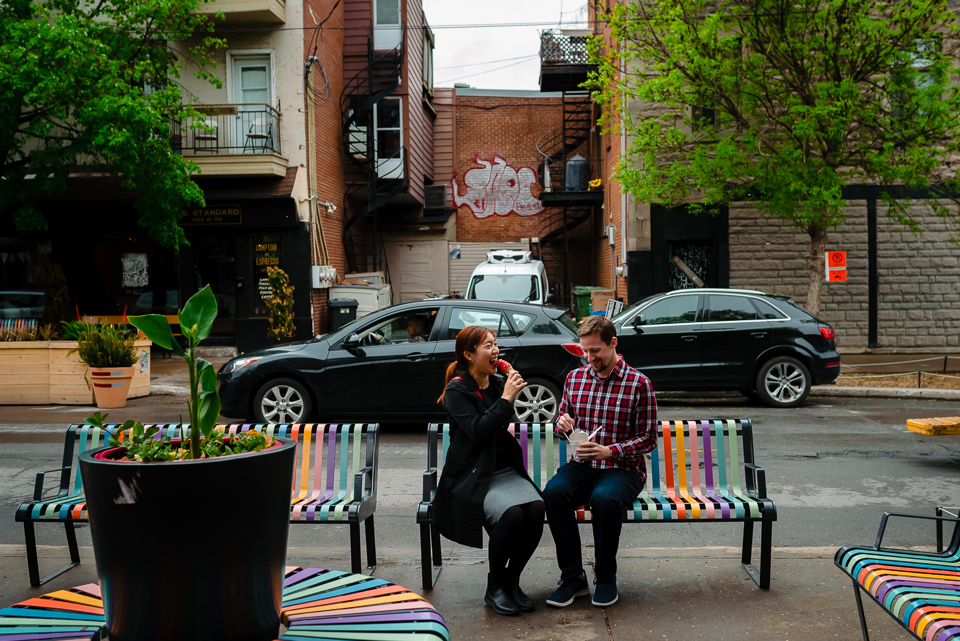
[543,461,642,581]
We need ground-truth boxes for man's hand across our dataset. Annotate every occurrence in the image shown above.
[557,413,575,435]
[575,441,612,461]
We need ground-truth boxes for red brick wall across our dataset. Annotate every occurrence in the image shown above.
[453,93,562,243]
[304,0,347,333]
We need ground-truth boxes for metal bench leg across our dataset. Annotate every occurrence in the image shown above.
[936,506,943,553]
[741,520,754,565]
[23,521,81,587]
[851,578,871,641]
[420,521,443,590]
[364,515,377,573]
[741,519,772,589]
[350,522,363,575]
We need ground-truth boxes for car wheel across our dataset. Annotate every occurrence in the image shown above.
[254,377,313,424]
[755,357,811,408]
[514,377,561,424]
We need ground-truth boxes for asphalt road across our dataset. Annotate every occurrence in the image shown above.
[1,394,957,554]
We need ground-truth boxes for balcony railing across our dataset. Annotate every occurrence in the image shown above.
[173,103,282,155]
[540,30,591,66]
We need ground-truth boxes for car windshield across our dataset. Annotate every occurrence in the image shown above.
[467,274,540,302]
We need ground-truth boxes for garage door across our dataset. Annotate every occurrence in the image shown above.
[383,240,449,303]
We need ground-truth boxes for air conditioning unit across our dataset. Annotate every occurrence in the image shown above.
[424,185,448,209]
[487,250,532,264]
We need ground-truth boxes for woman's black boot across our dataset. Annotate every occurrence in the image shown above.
[506,573,535,612]
[484,573,519,616]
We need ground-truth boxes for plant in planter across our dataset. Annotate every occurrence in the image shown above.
[266,265,295,340]
[73,323,138,408]
[77,285,296,641]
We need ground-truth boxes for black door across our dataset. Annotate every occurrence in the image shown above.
[696,294,774,388]
[616,293,703,389]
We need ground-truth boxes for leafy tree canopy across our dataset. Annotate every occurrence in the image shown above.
[590,0,960,313]
[0,0,223,250]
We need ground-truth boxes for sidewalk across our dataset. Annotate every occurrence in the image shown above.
[0,541,910,640]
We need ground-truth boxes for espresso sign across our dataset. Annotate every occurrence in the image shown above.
[181,205,242,225]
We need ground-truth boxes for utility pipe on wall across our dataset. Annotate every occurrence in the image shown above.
[619,47,628,286]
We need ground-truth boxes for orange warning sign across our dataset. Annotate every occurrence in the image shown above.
[827,251,846,267]
[827,269,847,282]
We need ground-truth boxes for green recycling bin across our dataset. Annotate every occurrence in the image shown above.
[571,286,607,320]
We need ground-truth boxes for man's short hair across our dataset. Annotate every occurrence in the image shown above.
[578,315,616,344]
[407,316,426,329]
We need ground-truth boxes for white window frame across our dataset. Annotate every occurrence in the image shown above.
[373,0,402,51]
[227,50,276,107]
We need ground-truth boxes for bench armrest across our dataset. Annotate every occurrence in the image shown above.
[422,468,438,503]
[353,466,375,500]
[743,463,767,499]
[873,511,960,551]
[33,467,70,501]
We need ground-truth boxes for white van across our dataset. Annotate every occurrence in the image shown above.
[465,250,552,305]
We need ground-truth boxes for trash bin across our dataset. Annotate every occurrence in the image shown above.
[328,298,358,331]
[571,286,606,320]
[565,154,589,191]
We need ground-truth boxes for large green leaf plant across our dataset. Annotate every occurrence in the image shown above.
[86,285,270,461]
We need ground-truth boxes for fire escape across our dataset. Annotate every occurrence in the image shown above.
[340,25,407,273]
[537,30,602,309]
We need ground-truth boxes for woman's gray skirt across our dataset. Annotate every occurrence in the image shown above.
[483,468,543,528]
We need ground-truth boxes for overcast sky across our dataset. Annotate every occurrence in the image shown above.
[421,0,588,91]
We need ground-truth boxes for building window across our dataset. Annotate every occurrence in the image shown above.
[423,18,435,95]
[374,98,403,178]
[374,0,402,50]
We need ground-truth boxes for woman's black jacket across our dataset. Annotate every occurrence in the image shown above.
[433,370,529,548]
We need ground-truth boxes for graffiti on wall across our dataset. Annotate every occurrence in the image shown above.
[452,155,544,218]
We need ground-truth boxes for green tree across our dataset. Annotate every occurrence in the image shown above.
[0,0,223,250]
[591,0,960,314]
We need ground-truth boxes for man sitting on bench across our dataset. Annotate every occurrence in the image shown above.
[543,316,658,608]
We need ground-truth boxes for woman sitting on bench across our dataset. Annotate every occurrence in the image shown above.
[434,325,544,617]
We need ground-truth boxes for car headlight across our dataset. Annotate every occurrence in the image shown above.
[223,356,263,374]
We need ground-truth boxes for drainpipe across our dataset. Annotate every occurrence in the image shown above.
[618,47,628,297]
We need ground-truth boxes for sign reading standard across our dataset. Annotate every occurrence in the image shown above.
[181,205,242,225]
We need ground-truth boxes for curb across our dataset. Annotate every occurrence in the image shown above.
[810,386,960,400]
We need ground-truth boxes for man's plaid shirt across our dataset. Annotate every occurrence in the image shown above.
[558,355,658,482]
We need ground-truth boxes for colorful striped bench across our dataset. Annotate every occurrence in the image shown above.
[835,511,960,641]
[0,567,449,640]
[417,418,777,590]
[15,423,379,587]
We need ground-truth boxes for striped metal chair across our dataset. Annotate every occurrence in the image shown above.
[835,511,960,641]
[0,567,448,640]
[419,418,776,590]
[16,423,379,586]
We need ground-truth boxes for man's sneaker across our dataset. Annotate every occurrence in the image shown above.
[591,576,618,607]
[546,572,590,607]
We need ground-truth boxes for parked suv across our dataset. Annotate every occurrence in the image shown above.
[612,289,840,408]
[466,249,552,305]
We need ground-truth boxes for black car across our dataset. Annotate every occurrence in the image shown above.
[218,300,585,423]
[612,288,840,408]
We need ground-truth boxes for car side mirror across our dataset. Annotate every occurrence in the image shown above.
[632,314,646,328]
[343,333,361,349]
[546,292,555,304]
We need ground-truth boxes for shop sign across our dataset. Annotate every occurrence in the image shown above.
[181,205,242,225]
[253,235,281,316]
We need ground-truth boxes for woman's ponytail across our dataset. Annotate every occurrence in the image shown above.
[437,361,459,405]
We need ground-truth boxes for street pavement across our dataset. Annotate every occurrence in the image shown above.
[0,356,957,640]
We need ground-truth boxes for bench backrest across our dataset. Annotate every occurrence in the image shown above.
[427,419,758,503]
[221,423,379,517]
[59,423,378,511]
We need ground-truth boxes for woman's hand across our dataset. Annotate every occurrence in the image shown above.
[501,370,527,403]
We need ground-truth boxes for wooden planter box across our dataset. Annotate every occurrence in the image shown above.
[0,340,151,405]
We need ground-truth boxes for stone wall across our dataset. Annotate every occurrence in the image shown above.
[729,201,960,351]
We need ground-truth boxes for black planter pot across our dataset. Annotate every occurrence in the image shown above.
[79,438,296,641]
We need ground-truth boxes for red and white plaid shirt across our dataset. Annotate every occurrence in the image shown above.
[558,355,658,481]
